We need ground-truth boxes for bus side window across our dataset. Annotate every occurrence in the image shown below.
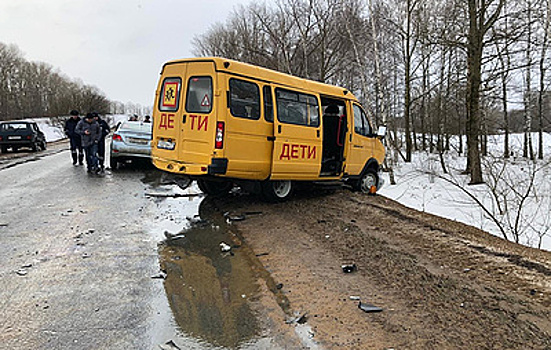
[352,104,371,136]
[263,86,274,122]
[229,78,260,120]
[276,88,319,127]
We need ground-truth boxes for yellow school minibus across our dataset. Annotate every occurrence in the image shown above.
[151,57,386,201]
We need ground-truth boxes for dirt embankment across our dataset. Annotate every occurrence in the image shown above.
[213,190,551,349]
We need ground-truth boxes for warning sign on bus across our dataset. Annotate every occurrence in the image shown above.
[200,94,210,108]
[162,81,179,108]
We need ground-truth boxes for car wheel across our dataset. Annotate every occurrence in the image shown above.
[41,141,47,150]
[261,180,294,202]
[32,142,38,152]
[197,179,233,197]
[109,157,118,170]
[355,169,378,194]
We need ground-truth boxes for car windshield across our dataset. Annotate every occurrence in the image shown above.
[1,123,30,132]
[119,121,152,134]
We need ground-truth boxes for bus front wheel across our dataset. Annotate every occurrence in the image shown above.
[355,169,378,194]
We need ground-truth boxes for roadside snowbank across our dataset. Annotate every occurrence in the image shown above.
[380,133,551,251]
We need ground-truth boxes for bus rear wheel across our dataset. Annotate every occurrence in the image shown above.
[261,180,294,202]
[197,179,233,197]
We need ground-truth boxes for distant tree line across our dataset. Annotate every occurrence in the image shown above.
[0,42,151,121]
[0,42,110,119]
[193,0,551,183]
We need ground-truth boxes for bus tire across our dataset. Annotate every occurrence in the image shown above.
[261,180,294,202]
[197,179,233,197]
[355,169,378,194]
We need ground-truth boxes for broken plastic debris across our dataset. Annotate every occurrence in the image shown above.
[220,242,231,252]
[164,231,185,240]
[159,340,181,350]
[151,270,167,279]
[286,312,308,324]
[16,269,28,276]
[358,301,383,313]
[341,264,357,273]
[349,296,361,301]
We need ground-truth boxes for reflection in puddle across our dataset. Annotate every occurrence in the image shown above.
[158,198,260,348]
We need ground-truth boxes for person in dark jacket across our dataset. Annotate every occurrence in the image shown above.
[64,110,84,165]
[75,113,101,173]
[93,112,110,172]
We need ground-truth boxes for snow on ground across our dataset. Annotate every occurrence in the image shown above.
[23,114,130,142]
[379,132,551,251]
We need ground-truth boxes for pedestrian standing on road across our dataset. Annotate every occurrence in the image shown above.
[64,110,84,166]
[75,113,101,174]
[93,112,110,172]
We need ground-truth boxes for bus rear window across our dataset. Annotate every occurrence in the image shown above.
[159,77,182,112]
[186,76,213,114]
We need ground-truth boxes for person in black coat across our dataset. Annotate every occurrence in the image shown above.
[75,113,101,173]
[64,110,84,165]
[93,112,110,172]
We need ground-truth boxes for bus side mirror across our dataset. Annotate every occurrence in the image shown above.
[377,125,387,138]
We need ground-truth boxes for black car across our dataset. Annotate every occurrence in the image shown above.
[0,121,47,153]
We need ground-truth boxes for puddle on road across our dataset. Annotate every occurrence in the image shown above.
[143,173,286,349]
[159,205,260,348]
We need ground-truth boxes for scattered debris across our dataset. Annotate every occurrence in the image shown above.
[220,242,232,252]
[255,252,269,257]
[349,296,361,301]
[21,263,32,269]
[228,215,246,222]
[159,340,182,350]
[0,223,8,227]
[145,192,202,198]
[325,235,330,239]
[15,269,28,276]
[82,253,91,259]
[151,270,167,279]
[243,211,263,216]
[276,283,284,290]
[341,263,357,273]
[164,231,185,240]
[358,301,383,313]
[530,289,537,296]
[286,312,308,324]
[463,268,471,273]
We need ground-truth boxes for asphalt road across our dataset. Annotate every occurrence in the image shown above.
[0,147,303,350]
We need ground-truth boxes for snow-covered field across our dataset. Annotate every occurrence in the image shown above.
[19,116,551,252]
[380,133,551,251]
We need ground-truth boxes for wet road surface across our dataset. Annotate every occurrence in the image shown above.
[0,147,307,349]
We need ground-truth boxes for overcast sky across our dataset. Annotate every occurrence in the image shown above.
[0,0,250,107]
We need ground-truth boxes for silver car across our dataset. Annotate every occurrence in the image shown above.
[109,121,152,169]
